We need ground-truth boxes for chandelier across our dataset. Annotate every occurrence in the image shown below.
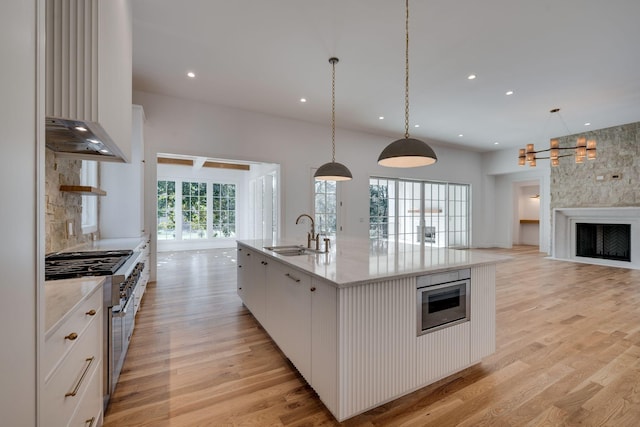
[518,108,596,167]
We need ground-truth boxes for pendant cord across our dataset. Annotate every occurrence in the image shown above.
[331,58,336,162]
[404,0,410,140]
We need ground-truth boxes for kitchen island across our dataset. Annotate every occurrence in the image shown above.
[236,238,509,421]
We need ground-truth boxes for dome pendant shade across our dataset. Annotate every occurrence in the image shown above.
[314,161,353,181]
[378,137,437,167]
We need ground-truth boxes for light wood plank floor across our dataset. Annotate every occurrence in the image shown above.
[104,246,640,426]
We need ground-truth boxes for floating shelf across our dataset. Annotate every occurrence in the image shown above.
[519,219,540,224]
[59,185,107,196]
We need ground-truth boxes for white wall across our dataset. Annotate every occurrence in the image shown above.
[133,90,491,279]
[0,0,40,424]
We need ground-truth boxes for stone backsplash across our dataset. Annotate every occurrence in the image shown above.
[550,121,640,210]
[45,149,93,253]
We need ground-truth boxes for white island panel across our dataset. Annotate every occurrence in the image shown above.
[338,277,417,420]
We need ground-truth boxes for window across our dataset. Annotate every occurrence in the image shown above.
[81,160,98,234]
[369,177,470,248]
[212,183,236,237]
[369,178,394,240]
[182,181,207,239]
[157,180,176,240]
[314,179,337,236]
[157,179,236,241]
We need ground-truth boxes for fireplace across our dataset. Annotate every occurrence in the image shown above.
[552,207,640,269]
[576,223,631,262]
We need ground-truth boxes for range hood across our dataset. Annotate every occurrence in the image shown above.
[45,117,126,162]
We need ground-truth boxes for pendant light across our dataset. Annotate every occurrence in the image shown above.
[314,57,353,181]
[378,0,437,168]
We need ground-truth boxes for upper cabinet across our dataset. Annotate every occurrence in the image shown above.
[100,105,145,238]
[45,0,132,162]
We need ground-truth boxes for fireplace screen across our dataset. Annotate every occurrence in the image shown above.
[576,223,631,262]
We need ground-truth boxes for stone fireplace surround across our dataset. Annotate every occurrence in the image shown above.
[552,207,640,269]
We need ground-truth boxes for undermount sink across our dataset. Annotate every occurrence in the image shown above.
[264,245,324,256]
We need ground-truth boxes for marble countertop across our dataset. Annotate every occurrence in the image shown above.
[45,277,105,338]
[237,238,511,288]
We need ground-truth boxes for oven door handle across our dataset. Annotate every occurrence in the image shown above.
[113,296,134,318]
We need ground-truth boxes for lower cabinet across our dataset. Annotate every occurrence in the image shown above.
[42,287,104,427]
[237,246,267,323]
[265,260,312,381]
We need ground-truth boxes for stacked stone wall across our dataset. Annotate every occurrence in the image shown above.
[45,149,92,253]
[550,121,640,210]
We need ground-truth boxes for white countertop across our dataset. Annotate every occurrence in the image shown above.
[44,277,105,338]
[237,238,511,287]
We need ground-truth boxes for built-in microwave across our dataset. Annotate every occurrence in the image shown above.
[416,269,470,335]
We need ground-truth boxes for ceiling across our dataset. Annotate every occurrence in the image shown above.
[132,0,640,153]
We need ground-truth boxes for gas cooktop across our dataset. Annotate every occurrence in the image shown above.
[45,250,133,281]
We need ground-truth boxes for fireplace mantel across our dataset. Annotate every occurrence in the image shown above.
[552,207,640,269]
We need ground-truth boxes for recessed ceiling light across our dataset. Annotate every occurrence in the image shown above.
[379,116,384,120]
[99,149,109,153]
[74,126,87,132]
[414,124,420,128]
[494,142,500,145]
[88,139,100,144]
[505,90,514,96]
[584,122,591,126]
[187,72,195,78]
[467,74,477,80]
[458,134,464,138]
[300,98,307,103]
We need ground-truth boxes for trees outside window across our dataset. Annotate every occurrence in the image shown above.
[157,180,236,241]
[157,180,176,240]
[314,180,337,236]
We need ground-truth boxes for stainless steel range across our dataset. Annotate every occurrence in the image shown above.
[45,249,144,408]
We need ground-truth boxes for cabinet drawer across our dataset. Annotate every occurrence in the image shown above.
[68,361,103,427]
[44,290,102,381]
[42,310,102,427]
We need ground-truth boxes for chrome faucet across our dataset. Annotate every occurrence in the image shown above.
[295,213,319,249]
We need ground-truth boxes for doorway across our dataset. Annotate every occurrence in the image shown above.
[512,181,540,247]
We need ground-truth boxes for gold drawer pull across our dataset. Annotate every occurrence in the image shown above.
[85,309,96,316]
[64,332,78,341]
[65,357,94,397]
[85,417,96,427]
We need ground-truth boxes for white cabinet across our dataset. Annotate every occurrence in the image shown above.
[236,244,337,394]
[310,278,338,410]
[43,286,103,427]
[100,105,146,238]
[237,246,267,323]
[46,0,133,160]
[265,261,312,381]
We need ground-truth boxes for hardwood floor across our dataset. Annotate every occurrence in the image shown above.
[103,246,640,426]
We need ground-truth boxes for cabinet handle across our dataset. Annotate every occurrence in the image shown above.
[246,253,251,256]
[65,332,78,341]
[285,273,301,283]
[85,417,96,427]
[261,261,268,265]
[310,287,316,292]
[238,265,242,268]
[65,357,94,397]
[85,309,96,316]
